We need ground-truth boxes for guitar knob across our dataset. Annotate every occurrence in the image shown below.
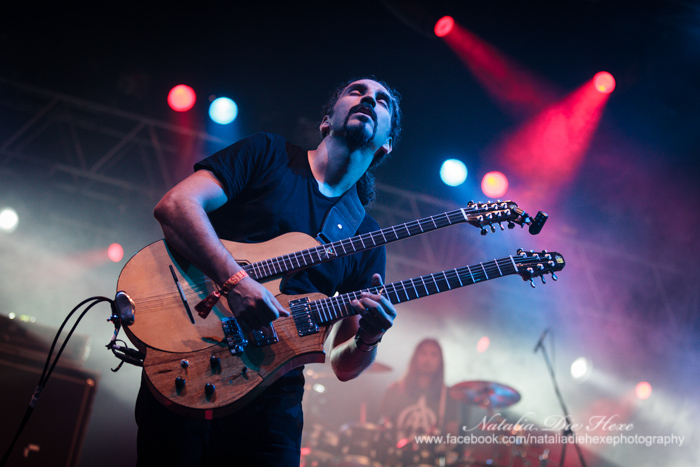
[205,383,216,398]
[180,359,189,369]
[210,355,221,370]
[175,377,186,392]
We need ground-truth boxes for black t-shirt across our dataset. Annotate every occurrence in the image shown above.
[194,132,386,298]
[381,382,460,441]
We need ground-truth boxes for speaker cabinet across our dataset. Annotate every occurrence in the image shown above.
[0,316,97,467]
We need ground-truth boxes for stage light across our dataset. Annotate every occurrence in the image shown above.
[440,159,467,186]
[0,207,19,233]
[481,171,508,198]
[108,243,124,262]
[570,357,592,382]
[476,336,490,353]
[434,16,455,37]
[594,71,615,94]
[168,84,196,112]
[635,381,652,400]
[209,97,238,125]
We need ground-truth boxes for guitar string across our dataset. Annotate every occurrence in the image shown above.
[131,256,554,352]
[295,256,530,323]
[126,254,551,318]
[127,216,455,304]
[121,206,512,306]
[120,207,508,302]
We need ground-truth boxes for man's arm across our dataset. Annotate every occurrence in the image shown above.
[328,273,396,381]
[153,169,288,329]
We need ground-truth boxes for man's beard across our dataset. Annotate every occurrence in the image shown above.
[341,114,378,150]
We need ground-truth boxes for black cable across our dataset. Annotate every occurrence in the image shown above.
[0,295,112,467]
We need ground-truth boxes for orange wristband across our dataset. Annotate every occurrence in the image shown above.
[219,270,249,295]
[195,270,249,319]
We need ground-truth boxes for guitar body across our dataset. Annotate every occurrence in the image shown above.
[142,292,330,419]
[118,232,321,354]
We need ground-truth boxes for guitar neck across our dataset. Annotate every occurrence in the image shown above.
[310,255,523,325]
[244,202,517,281]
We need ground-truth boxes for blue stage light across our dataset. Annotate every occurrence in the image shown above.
[209,97,238,124]
[440,159,468,186]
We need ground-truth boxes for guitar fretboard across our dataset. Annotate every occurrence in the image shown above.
[243,202,517,281]
[309,255,523,325]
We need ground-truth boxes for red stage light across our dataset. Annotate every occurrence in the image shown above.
[108,243,124,262]
[434,16,455,37]
[635,381,652,400]
[481,171,509,198]
[168,84,196,112]
[476,336,490,353]
[594,71,615,94]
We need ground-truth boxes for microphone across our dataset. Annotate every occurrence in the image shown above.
[528,211,548,235]
[112,291,135,325]
[533,328,549,353]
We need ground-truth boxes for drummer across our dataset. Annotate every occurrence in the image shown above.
[379,338,460,444]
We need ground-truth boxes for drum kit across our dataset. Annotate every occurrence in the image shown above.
[301,366,547,467]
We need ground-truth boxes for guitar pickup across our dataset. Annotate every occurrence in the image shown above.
[290,297,319,336]
[221,317,248,354]
[252,323,279,346]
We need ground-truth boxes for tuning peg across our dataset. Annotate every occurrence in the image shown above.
[551,273,558,281]
[517,248,524,255]
[529,278,536,288]
[498,222,505,231]
[489,223,496,233]
[508,221,515,229]
[480,227,488,236]
[540,275,547,284]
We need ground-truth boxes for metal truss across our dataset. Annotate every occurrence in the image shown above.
[0,77,226,206]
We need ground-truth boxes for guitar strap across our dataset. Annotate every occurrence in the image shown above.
[316,184,365,244]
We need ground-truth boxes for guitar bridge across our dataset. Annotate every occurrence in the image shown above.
[290,297,319,336]
[252,324,279,346]
[221,317,248,354]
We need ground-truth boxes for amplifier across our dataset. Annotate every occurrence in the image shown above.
[0,315,98,467]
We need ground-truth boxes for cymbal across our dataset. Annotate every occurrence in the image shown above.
[449,380,521,408]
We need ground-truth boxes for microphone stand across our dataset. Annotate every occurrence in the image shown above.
[536,333,587,467]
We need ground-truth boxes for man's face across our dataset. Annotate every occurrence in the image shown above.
[324,79,394,153]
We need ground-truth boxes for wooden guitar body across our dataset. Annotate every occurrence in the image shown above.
[118,232,320,354]
[142,292,330,419]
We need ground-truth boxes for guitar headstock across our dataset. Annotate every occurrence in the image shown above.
[465,200,546,236]
[513,249,565,287]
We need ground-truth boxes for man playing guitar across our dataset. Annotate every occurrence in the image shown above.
[135,78,402,466]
